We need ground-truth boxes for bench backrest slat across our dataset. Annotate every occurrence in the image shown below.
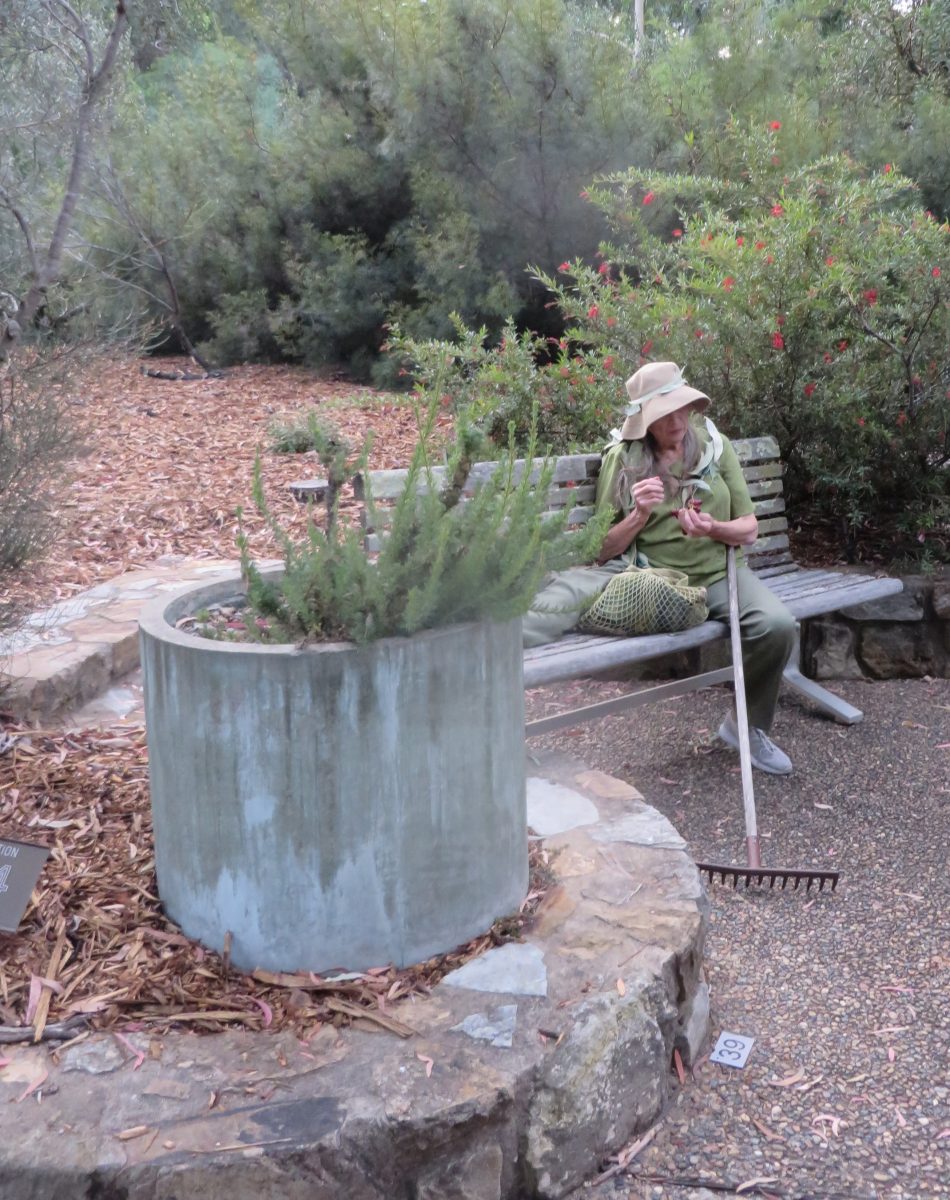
[358,435,790,564]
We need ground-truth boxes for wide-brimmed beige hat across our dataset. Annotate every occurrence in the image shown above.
[621,361,710,440]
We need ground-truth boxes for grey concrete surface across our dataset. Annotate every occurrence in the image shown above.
[139,573,528,973]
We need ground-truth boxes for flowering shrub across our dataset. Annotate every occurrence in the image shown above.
[387,317,620,455]
[539,124,950,559]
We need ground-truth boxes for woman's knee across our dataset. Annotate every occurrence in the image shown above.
[741,603,795,653]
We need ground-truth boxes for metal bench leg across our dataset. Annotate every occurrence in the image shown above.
[782,629,863,725]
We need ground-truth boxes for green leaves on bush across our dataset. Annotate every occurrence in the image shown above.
[239,389,609,644]
[386,316,621,456]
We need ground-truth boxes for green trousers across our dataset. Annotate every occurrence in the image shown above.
[704,566,796,733]
[523,562,795,734]
[522,559,628,649]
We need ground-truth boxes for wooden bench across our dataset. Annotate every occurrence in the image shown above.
[290,436,903,735]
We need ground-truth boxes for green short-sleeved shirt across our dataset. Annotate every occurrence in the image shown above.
[595,422,755,589]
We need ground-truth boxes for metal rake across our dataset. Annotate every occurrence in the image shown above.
[695,547,840,895]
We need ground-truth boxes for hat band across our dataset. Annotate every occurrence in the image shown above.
[625,373,686,416]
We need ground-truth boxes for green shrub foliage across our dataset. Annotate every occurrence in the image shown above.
[0,349,81,639]
[238,390,610,643]
[539,123,950,557]
[386,317,621,456]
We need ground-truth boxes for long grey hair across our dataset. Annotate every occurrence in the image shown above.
[615,421,703,511]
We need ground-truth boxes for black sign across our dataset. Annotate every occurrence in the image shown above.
[0,839,50,933]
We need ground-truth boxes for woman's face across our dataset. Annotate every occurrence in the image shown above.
[648,406,690,451]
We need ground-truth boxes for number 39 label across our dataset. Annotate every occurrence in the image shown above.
[710,1032,754,1068]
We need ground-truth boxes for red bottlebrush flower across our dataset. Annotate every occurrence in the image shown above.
[606,316,617,327]
[804,382,816,397]
[560,366,570,377]
[597,261,611,275]
[694,329,704,340]
[838,340,849,351]
[722,277,735,291]
[825,256,835,266]
[883,163,893,174]
[771,332,785,350]
[932,267,942,278]
[736,236,744,246]
[755,241,767,251]
[857,417,866,427]
[897,411,908,427]
[771,156,780,166]
[823,351,833,363]
[586,375,596,384]
[587,305,599,319]
[604,355,615,372]
[642,339,654,355]
[770,204,784,217]
[558,262,570,272]
[766,254,774,264]
[863,288,878,304]
[643,190,656,205]
[769,120,782,131]
[580,189,590,199]
[672,227,683,238]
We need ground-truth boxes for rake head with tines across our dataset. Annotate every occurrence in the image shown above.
[695,548,843,899]
[696,862,840,892]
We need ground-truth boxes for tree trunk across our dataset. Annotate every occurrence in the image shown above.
[2,3,129,362]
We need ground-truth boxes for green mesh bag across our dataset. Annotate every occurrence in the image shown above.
[576,566,708,637]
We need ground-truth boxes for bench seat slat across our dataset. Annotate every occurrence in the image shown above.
[767,569,863,599]
[776,576,903,621]
[523,620,730,687]
[754,562,803,579]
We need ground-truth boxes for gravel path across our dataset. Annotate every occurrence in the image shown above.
[537,676,950,1200]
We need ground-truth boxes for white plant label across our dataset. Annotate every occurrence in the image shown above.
[710,1032,754,1068]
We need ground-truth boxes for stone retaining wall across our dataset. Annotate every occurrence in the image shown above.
[801,572,949,681]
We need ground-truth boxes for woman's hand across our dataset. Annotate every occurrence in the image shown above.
[675,505,716,539]
[631,475,666,515]
[675,507,758,546]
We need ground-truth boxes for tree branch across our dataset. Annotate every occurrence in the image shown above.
[0,183,39,279]
[9,2,129,356]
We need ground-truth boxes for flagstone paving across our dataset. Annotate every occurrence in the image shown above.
[1,557,248,724]
[0,747,709,1200]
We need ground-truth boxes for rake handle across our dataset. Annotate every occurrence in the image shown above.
[726,546,761,870]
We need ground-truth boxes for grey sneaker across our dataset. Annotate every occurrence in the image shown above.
[717,716,793,776]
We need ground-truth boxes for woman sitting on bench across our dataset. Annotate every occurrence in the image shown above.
[524,360,796,775]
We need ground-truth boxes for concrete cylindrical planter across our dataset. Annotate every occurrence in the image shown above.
[139,572,527,973]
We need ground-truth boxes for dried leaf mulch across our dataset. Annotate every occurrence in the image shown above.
[4,355,442,618]
[0,726,553,1044]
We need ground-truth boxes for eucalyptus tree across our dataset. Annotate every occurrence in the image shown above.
[0,1,130,366]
